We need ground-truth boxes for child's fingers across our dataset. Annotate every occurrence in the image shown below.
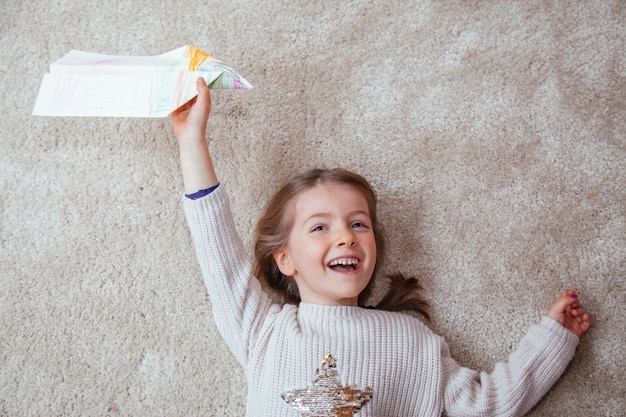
[571,309,585,324]
[547,290,578,316]
[579,313,592,334]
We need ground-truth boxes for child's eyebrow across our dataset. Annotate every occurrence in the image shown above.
[303,210,370,224]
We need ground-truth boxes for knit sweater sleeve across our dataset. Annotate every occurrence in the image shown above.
[441,316,579,417]
[182,185,276,368]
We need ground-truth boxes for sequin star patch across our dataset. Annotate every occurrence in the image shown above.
[281,354,373,417]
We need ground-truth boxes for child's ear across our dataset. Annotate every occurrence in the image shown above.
[273,248,296,277]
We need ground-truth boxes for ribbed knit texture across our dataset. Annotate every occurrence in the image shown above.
[183,186,580,417]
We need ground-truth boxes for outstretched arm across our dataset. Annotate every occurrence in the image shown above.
[171,77,218,194]
[546,290,591,338]
[443,290,589,416]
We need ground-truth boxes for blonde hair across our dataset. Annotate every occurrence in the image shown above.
[253,168,429,318]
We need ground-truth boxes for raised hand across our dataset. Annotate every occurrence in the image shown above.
[172,77,212,141]
[171,77,218,194]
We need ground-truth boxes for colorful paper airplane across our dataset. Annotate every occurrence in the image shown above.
[33,45,252,118]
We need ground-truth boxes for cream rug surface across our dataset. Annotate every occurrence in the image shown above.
[1,1,625,416]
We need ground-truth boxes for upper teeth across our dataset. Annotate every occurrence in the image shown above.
[329,258,358,266]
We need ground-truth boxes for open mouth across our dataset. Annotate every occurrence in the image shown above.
[327,257,359,272]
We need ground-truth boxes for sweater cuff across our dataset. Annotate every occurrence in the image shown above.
[536,316,580,359]
[540,316,580,341]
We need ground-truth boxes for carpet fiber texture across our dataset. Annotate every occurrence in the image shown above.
[1,1,625,416]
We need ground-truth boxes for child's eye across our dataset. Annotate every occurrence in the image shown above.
[311,225,326,232]
[351,222,369,229]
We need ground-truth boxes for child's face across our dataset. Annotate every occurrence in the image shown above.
[273,183,377,306]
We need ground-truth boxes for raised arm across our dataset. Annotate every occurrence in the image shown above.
[171,77,219,194]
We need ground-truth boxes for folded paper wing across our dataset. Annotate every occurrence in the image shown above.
[32,45,252,118]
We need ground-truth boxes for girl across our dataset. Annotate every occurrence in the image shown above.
[172,78,591,417]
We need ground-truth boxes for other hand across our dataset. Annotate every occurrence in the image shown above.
[546,290,591,338]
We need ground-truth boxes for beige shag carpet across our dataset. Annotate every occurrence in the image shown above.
[1,1,625,416]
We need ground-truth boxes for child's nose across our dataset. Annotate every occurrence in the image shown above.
[336,227,356,247]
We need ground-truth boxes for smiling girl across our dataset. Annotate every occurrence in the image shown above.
[172,78,591,417]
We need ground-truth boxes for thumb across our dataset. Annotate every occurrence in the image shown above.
[196,77,211,106]
[547,290,577,321]
[181,77,211,129]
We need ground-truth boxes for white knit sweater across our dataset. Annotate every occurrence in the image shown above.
[183,186,579,417]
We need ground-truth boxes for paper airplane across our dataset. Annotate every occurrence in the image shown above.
[32,45,252,118]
